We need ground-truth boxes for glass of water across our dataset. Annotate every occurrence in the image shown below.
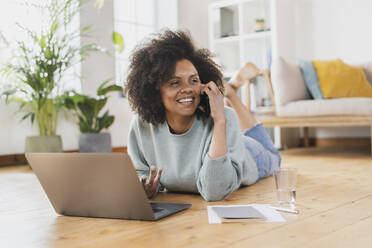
[274,168,297,206]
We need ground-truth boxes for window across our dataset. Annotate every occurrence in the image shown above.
[114,0,156,87]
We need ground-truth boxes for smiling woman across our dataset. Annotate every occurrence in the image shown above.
[124,30,281,201]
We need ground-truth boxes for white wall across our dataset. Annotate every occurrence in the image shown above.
[178,0,217,48]
[295,0,372,138]
[295,0,372,63]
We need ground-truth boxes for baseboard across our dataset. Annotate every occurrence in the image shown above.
[0,146,128,167]
[299,137,370,148]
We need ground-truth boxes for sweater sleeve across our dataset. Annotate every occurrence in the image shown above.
[196,108,245,201]
[127,116,162,198]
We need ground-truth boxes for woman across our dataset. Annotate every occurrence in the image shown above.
[125,30,280,201]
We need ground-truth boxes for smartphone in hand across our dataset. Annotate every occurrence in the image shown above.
[199,92,211,115]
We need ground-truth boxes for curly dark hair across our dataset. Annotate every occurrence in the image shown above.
[124,29,224,125]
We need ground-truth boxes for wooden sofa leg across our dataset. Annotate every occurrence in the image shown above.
[303,127,310,147]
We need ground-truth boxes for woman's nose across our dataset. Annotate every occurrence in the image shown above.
[180,83,194,93]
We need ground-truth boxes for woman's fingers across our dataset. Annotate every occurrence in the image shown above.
[141,175,147,186]
[148,166,156,185]
[206,81,219,91]
[203,82,222,97]
[154,168,163,185]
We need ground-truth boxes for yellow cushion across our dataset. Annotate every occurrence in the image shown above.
[313,59,372,98]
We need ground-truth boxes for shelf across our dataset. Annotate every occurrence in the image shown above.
[242,31,271,40]
[213,35,240,44]
[210,0,263,9]
[212,31,271,45]
[252,106,275,115]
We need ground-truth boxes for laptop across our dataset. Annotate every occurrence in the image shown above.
[25,153,191,221]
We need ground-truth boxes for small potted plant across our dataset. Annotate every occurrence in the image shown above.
[255,18,265,32]
[65,80,123,153]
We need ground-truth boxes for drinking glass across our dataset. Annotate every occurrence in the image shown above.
[274,168,297,206]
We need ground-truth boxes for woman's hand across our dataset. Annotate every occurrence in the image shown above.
[141,166,163,199]
[201,82,228,159]
[201,81,226,124]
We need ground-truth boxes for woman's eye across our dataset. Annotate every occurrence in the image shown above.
[191,78,200,84]
[170,81,179,86]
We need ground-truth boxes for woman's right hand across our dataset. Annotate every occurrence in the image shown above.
[141,166,163,199]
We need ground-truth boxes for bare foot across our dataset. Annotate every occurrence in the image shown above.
[224,81,238,99]
[229,62,260,89]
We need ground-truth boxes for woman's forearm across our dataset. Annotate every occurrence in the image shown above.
[208,119,227,159]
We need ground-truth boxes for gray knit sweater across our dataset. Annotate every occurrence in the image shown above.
[127,107,258,201]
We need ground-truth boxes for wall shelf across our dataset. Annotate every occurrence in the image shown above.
[242,31,271,40]
[209,0,296,148]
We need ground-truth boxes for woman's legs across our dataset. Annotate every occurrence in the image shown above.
[224,62,260,131]
[242,124,281,179]
[224,82,258,131]
[224,63,281,179]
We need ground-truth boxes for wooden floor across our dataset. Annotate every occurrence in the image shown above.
[1,146,372,248]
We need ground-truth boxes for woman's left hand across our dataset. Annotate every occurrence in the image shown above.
[201,81,226,123]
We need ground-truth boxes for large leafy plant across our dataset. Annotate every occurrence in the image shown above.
[0,0,124,136]
[0,0,102,136]
[65,80,123,133]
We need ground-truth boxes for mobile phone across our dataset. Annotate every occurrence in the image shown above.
[199,92,211,115]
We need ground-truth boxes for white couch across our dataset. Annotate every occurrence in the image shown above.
[270,57,372,117]
[258,57,372,153]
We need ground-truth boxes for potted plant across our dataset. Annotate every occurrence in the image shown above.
[255,18,265,32]
[65,80,123,152]
[0,0,100,152]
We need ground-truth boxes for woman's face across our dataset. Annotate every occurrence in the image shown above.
[160,59,201,120]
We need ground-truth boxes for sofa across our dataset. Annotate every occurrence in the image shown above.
[257,57,372,153]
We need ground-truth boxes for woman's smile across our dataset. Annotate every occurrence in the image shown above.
[176,96,195,107]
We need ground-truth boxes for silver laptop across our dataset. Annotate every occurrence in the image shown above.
[25,153,191,221]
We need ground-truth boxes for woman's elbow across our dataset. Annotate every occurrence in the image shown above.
[199,183,237,202]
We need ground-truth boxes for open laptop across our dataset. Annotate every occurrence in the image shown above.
[25,153,191,221]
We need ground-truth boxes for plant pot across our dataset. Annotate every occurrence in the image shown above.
[25,135,63,153]
[79,133,112,153]
[255,22,265,32]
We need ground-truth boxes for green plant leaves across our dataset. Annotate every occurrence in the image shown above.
[98,84,123,96]
[94,0,105,9]
[96,110,114,133]
[50,20,58,33]
[39,35,47,49]
[112,31,124,53]
[97,79,123,96]
[64,80,122,133]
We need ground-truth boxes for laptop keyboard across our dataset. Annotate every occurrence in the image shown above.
[152,208,164,213]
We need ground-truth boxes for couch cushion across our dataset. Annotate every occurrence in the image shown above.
[313,59,372,98]
[271,57,311,106]
[362,62,372,85]
[276,97,372,117]
[297,59,323,99]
